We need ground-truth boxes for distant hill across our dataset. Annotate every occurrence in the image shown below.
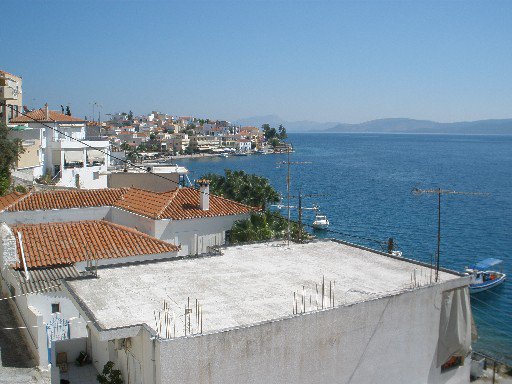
[235,115,512,134]
[234,115,338,132]
[325,118,512,134]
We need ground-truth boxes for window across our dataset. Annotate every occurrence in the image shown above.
[51,303,60,313]
[441,355,464,372]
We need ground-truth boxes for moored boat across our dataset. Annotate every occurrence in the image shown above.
[312,214,329,230]
[465,258,506,293]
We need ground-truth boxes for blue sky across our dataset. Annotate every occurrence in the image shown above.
[1,0,511,123]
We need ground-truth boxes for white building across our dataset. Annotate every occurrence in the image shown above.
[0,69,23,125]
[9,105,110,189]
[60,240,475,384]
[0,182,254,255]
[107,164,189,192]
[237,138,252,152]
[0,220,179,368]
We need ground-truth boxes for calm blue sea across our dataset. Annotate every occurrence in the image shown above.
[177,133,512,363]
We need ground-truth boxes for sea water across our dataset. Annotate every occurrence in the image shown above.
[177,133,512,363]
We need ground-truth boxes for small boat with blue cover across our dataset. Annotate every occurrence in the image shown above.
[465,258,506,293]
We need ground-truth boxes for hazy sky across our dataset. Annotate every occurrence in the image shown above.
[2,0,511,123]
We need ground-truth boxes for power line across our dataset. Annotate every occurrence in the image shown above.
[412,187,489,282]
[10,106,468,260]
[471,304,512,335]
[5,105,212,197]
[471,295,512,321]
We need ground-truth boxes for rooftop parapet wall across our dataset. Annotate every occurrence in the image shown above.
[0,222,17,269]
[157,279,471,384]
[63,240,467,335]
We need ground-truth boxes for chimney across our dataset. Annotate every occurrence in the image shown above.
[44,103,49,120]
[198,179,210,211]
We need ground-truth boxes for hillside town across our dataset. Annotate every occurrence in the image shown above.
[1,67,509,384]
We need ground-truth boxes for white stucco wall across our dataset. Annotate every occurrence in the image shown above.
[1,206,111,225]
[155,214,250,256]
[107,172,181,192]
[58,165,108,189]
[27,292,88,339]
[106,207,156,236]
[108,207,249,256]
[0,266,88,367]
[155,279,470,384]
[0,269,46,366]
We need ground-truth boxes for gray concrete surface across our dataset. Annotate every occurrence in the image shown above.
[67,240,461,335]
[0,366,50,384]
[0,295,37,368]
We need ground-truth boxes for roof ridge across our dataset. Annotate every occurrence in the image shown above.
[100,219,177,248]
[156,189,180,219]
[11,219,98,229]
[2,190,32,211]
[186,187,257,210]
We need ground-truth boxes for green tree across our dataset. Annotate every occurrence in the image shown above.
[200,169,307,244]
[278,124,287,140]
[0,122,24,195]
[127,110,134,121]
[229,211,304,244]
[201,169,279,210]
[65,105,71,116]
[97,361,123,384]
[269,138,280,148]
[120,142,132,152]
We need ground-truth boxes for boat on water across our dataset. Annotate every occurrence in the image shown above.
[391,250,403,258]
[233,152,249,156]
[312,214,329,230]
[464,258,506,293]
[218,153,230,158]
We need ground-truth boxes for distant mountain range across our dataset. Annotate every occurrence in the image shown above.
[234,115,338,132]
[234,115,512,134]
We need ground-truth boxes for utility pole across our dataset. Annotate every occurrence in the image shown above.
[276,145,310,246]
[412,187,488,282]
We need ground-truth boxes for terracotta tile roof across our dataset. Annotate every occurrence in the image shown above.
[2,187,254,220]
[10,108,85,123]
[10,220,179,269]
[114,187,254,220]
[0,69,20,78]
[0,188,128,212]
[0,191,26,211]
[115,189,177,219]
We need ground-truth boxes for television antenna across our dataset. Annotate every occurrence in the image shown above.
[412,187,489,282]
[276,145,311,246]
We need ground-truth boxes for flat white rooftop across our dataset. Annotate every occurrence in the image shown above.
[65,240,460,336]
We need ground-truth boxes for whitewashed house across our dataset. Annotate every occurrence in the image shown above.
[0,182,254,255]
[0,220,179,368]
[236,138,252,152]
[0,183,254,370]
[61,240,475,384]
[9,104,110,189]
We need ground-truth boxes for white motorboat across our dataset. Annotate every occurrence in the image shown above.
[465,258,506,293]
[312,214,329,230]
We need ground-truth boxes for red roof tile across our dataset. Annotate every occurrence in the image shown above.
[1,188,128,212]
[10,220,179,269]
[2,187,255,220]
[0,191,26,211]
[114,187,254,220]
[10,108,85,123]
